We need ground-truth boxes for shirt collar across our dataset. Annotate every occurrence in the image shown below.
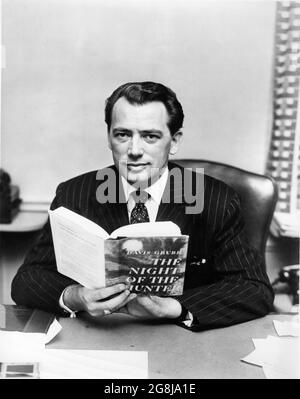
[121,167,169,205]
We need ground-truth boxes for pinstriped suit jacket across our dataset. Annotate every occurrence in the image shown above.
[11,162,274,331]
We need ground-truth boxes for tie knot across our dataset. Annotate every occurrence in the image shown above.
[131,190,150,204]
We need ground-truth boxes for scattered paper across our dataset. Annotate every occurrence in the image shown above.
[262,365,296,379]
[0,329,148,378]
[0,318,61,363]
[39,349,148,379]
[0,330,45,362]
[241,335,300,379]
[44,319,62,344]
[273,319,300,337]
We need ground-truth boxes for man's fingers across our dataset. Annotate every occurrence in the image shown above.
[102,290,135,313]
[134,295,164,316]
[89,283,128,301]
[85,289,131,317]
[119,293,137,308]
[116,306,129,315]
[115,293,138,315]
[101,293,137,316]
[136,294,156,306]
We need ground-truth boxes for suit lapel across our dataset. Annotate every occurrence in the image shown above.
[93,200,129,235]
[156,202,191,235]
[91,166,129,235]
[156,163,194,235]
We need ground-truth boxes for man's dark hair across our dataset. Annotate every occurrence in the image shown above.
[104,81,184,136]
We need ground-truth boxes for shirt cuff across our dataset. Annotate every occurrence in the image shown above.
[182,311,194,327]
[59,287,77,318]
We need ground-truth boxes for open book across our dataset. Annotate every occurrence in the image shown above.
[49,207,189,296]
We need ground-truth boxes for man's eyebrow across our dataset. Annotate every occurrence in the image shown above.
[112,128,132,133]
[139,129,163,135]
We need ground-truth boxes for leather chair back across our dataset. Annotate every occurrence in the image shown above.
[173,159,278,257]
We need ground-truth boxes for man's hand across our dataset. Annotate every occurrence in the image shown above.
[118,295,182,320]
[63,283,136,317]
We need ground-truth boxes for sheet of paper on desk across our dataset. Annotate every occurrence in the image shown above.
[0,331,45,362]
[39,349,148,379]
[0,318,61,363]
[44,319,62,344]
[0,318,61,345]
[273,318,300,337]
[262,365,297,379]
[241,335,300,379]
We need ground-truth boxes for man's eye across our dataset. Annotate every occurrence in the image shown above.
[115,132,130,139]
[144,134,159,142]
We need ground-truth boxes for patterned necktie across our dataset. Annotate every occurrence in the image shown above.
[130,190,150,224]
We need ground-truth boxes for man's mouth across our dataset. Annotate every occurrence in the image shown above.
[127,163,149,170]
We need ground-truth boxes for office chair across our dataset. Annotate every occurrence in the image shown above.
[173,159,278,260]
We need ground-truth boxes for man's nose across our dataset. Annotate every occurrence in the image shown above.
[128,136,144,157]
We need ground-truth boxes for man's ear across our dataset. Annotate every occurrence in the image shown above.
[169,131,183,155]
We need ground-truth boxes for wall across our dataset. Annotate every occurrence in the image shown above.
[1,0,276,205]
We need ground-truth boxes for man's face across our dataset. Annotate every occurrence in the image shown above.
[108,97,182,187]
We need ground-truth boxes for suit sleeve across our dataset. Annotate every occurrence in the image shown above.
[176,193,274,332]
[11,184,77,316]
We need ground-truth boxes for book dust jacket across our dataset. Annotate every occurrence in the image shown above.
[104,236,189,296]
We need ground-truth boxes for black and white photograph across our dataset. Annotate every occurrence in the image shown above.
[0,0,299,384]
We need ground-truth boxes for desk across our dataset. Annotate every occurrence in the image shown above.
[47,313,293,379]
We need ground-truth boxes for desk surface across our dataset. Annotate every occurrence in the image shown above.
[48,313,293,379]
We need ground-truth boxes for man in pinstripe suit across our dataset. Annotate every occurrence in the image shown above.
[11,82,274,331]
